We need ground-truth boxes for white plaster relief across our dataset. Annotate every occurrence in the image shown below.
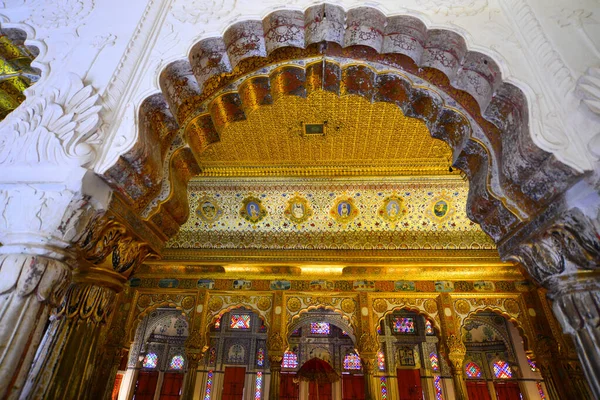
[170,0,239,24]
[414,0,488,16]
[0,73,102,168]
[29,0,95,30]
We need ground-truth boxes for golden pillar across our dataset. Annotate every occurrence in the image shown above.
[20,215,150,400]
[267,332,284,400]
[357,332,379,400]
[446,334,468,400]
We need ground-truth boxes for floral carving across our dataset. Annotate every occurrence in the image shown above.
[415,0,488,16]
[170,0,238,25]
[208,296,223,312]
[373,298,388,314]
[0,73,102,167]
[503,299,520,315]
[424,299,438,315]
[30,0,95,29]
[340,298,356,314]
[257,296,271,311]
[287,297,301,312]
[454,299,471,315]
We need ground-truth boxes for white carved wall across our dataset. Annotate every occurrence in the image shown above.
[1,0,599,176]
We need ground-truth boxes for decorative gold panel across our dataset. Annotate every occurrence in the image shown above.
[167,176,494,251]
[196,91,453,176]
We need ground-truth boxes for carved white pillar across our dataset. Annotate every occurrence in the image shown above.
[0,73,107,399]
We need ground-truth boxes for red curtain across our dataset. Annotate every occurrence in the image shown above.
[466,381,492,400]
[133,371,159,400]
[280,373,299,400]
[309,381,332,400]
[396,369,422,400]
[494,381,522,400]
[223,367,246,400]
[111,374,123,400]
[159,372,184,400]
[342,374,365,400]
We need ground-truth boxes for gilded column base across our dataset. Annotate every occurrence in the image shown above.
[268,355,282,400]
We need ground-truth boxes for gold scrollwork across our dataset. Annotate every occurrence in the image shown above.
[341,298,356,314]
[257,297,272,311]
[454,299,471,315]
[504,299,520,315]
[208,296,223,312]
[373,298,388,314]
[424,299,438,315]
[181,296,195,310]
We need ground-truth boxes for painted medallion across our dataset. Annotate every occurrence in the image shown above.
[195,196,223,223]
[330,196,359,223]
[426,193,454,221]
[240,195,267,223]
[378,195,407,223]
[284,194,313,224]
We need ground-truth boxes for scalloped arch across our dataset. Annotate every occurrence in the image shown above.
[288,306,356,345]
[376,305,441,337]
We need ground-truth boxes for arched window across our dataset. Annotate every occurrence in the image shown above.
[429,352,439,372]
[377,350,385,371]
[492,360,513,379]
[465,361,482,378]
[425,319,434,335]
[142,352,158,369]
[343,352,362,370]
[310,322,330,335]
[282,350,298,368]
[170,355,185,370]
[257,348,265,367]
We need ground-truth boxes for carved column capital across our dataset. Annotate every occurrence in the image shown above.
[357,332,379,355]
[446,334,467,371]
[267,331,285,357]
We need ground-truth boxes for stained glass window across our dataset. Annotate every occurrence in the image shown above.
[493,360,513,379]
[434,376,443,400]
[310,322,330,335]
[342,330,348,336]
[377,325,382,335]
[430,352,439,372]
[230,314,251,329]
[537,382,546,400]
[393,317,415,333]
[425,319,434,335]
[214,317,221,329]
[465,361,482,378]
[343,353,361,370]
[142,353,158,369]
[204,370,213,400]
[254,371,263,400]
[257,348,265,367]
[378,351,385,371]
[170,355,184,370]
[291,328,300,336]
[209,347,216,365]
[527,355,537,372]
[282,351,298,368]
[380,377,388,400]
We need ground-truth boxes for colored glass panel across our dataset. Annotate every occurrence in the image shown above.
[204,370,213,400]
[465,362,482,378]
[282,351,298,368]
[209,347,216,365]
[378,351,385,371]
[230,314,251,329]
[393,317,415,333]
[343,353,361,370]
[527,355,537,372]
[341,330,348,336]
[170,355,184,370]
[310,322,330,335]
[425,319,434,335]
[377,325,382,335]
[493,360,512,379]
[291,328,300,336]
[214,317,221,329]
[380,377,388,400]
[430,352,439,372]
[142,353,158,369]
[257,348,265,367]
[537,382,546,400]
[434,376,443,400]
[255,371,263,400]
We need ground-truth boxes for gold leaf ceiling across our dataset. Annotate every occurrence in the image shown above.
[196,91,454,177]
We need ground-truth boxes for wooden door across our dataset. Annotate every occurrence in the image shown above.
[223,366,246,400]
[396,369,422,400]
[160,372,184,400]
[342,374,365,400]
[111,374,123,400]
[466,381,492,400]
[133,371,159,400]
[494,381,522,400]
[309,381,332,400]
[280,373,299,400]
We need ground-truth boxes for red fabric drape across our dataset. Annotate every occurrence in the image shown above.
[466,381,492,400]
[111,374,123,400]
[397,369,422,400]
[342,374,365,400]
[159,372,184,400]
[280,373,299,400]
[494,381,522,400]
[223,367,246,400]
[309,381,332,400]
[133,371,159,400]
